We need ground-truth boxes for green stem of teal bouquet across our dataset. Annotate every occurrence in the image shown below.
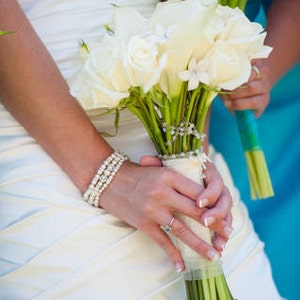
[218,0,274,199]
[235,110,274,199]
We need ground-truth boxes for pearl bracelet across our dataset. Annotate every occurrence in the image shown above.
[83,151,129,207]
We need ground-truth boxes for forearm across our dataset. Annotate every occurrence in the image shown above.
[264,0,300,86]
[0,0,113,192]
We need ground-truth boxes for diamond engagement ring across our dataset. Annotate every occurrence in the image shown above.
[164,216,175,233]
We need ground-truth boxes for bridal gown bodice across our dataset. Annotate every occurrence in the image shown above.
[0,1,282,299]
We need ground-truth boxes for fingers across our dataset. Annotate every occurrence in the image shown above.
[141,155,206,207]
[222,81,269,117]
[220,60,271,117]
[166,216,219,261]
[145,214,220,273]
[212,211,233,254]
[146,223,185,273]
[147,160,233,259]
[200,185,232,231]
[201,186,233,252]
[197,161,224,208]
[141,156,234,252]
[196,162,233,252]
[104,158,232,272]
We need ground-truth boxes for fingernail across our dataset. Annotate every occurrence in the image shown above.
[207,250,219,261]
[224,100,231,108]
[174,262,183,273]
[198,198,209,208]
[204,216,215,227]
[221,242,226,252]
[224,226,233,237]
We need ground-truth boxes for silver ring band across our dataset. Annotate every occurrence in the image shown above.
[164,216,175,233]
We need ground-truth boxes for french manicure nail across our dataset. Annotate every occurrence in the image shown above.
[174,262,183,273]
[224,226,233,237]
[221,242,226,252]
[204,216,215,227]
[198,198,209,208]
[207,250,219,261]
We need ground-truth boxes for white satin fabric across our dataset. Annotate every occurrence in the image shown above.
[0,1,282,299]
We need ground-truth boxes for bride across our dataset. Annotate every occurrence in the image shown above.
[0,1,282,299]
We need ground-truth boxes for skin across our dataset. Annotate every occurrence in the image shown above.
[0,0,233,273]
[220,0,300,117]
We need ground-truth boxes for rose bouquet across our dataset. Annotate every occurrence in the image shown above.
[70,0,272,298]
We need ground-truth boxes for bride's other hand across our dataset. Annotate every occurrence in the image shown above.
[220,59,271,118]
[199,161,233,253]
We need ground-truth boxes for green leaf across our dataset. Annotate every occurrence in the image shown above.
[79,38,89,53]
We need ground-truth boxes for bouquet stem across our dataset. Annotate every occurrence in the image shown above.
[244,150,274,199]
[184,260,234,300]
[235,110,274,199]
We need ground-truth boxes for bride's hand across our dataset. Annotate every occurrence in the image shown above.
[199,161,233,253]
[141,156,233,253]
[99,156,233,273]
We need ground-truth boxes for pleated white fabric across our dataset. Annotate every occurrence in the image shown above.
[0,0,283,299]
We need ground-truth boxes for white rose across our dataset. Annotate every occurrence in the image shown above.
[122,35,166,92]
[212,5,272,59]
[201,43,252,90]
[70,36,131,110]
[179,4,272,90]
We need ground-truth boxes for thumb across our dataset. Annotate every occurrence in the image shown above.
[140,155,162,167]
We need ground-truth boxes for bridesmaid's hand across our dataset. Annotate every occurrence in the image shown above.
[220,59,272,118]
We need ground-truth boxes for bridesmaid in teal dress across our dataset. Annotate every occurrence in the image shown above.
[210,1,300,299]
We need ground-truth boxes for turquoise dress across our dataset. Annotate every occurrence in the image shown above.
[210,1,300,299]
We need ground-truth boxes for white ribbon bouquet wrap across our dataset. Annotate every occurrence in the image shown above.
[163,154,217,269]
[70,0,272,298]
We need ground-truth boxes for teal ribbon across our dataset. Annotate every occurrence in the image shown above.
[235,110,262,151]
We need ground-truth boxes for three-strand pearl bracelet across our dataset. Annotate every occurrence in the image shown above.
[83,151,129,207]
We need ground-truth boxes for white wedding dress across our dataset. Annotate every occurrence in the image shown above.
[0,1,283,299]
